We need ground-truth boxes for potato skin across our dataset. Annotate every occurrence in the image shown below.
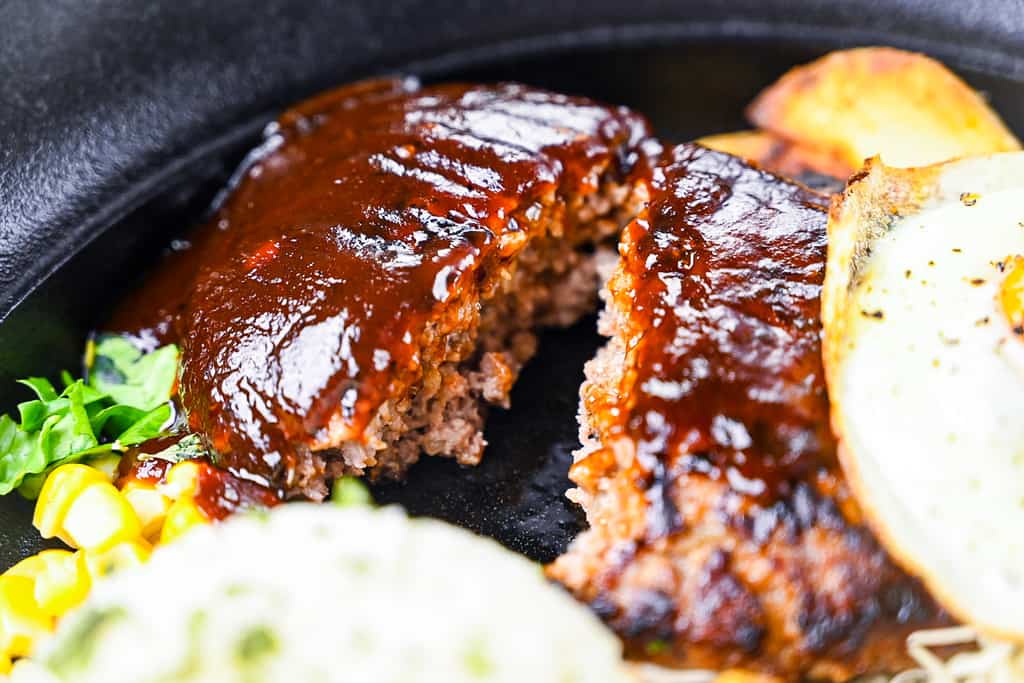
[698,130,851,189]
[747,47,1020,169]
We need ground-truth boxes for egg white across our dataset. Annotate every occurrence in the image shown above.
[824,153,1024,640]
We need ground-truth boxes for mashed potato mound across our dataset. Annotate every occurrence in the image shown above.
[15,505,628,683]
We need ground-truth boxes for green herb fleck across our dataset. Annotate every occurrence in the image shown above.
[236,625,279,664]
[462,637,494,678]
[644,639,670,656]
[225,582,253,597]
[351,628,374,652]
[161,609,208,681]
[247,508,272,524]
[139,433,208,464]
[45,606,127,676]
[345,557,372,576]
[332,476,372,507]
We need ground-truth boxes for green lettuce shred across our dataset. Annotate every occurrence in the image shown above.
[0,337,179,496]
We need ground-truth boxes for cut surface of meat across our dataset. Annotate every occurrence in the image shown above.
[109,78,651,497]
[547,144,945,680]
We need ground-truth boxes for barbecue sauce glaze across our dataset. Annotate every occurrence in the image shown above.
[575,143,837,506]
[110,78,650,497]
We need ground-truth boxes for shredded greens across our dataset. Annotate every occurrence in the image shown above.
[87,336,179,412]
[0,336,179,497]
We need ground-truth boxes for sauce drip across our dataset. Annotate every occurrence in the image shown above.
[192,463,281,520]
[116,438,176,484]
[118,438,280,519]
[110,78,650,490]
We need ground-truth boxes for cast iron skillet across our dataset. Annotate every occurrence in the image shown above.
[3,0,1024,570]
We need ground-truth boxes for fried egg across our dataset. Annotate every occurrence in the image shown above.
[823,152,1024,640]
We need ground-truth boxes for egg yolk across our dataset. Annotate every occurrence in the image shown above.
[1000,255,1024,334]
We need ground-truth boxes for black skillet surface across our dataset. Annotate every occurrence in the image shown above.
[3,1,1024,570]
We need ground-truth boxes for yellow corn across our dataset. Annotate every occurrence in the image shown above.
[83,540,151,581]
[61,482,142,553]
[33,551,90,617]
[2,460,216,668]
[33,464,110,544]
[121,481,171,542]
[87,454,122,482]
[0,575,52,658]
[160,497,209,545]
[6,549,90,618]
[3,554,46,581]
[159,461,201,499]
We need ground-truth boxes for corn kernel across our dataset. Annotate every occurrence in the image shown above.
[30,550,90,617]
[160,497,209,545]
[33,464,109,543]
[4,554,47,581]
[1000,255,1024,331]
[0,575,52,658]
[121,482,171,541]
[61,482,142,552]
[87,454,122,482]
[0,652,10,675]
[159,461,201,500]
[83,540,151,581]
[5,549,90,618]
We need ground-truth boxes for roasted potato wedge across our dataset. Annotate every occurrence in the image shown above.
[748,47,1021,168]
[698,130,851,185]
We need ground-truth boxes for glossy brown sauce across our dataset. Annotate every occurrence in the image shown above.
[116,440,175,484]
[111,78,650,491]
[191,462,281,520]
[118,439,279,520]
[614,143,834,499]
[553,146,946,676]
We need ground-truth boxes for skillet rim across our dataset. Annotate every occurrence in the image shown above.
[4,8,1024,322]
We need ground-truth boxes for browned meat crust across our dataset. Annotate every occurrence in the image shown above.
[109,78,651,498]
[547,144,946,680]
